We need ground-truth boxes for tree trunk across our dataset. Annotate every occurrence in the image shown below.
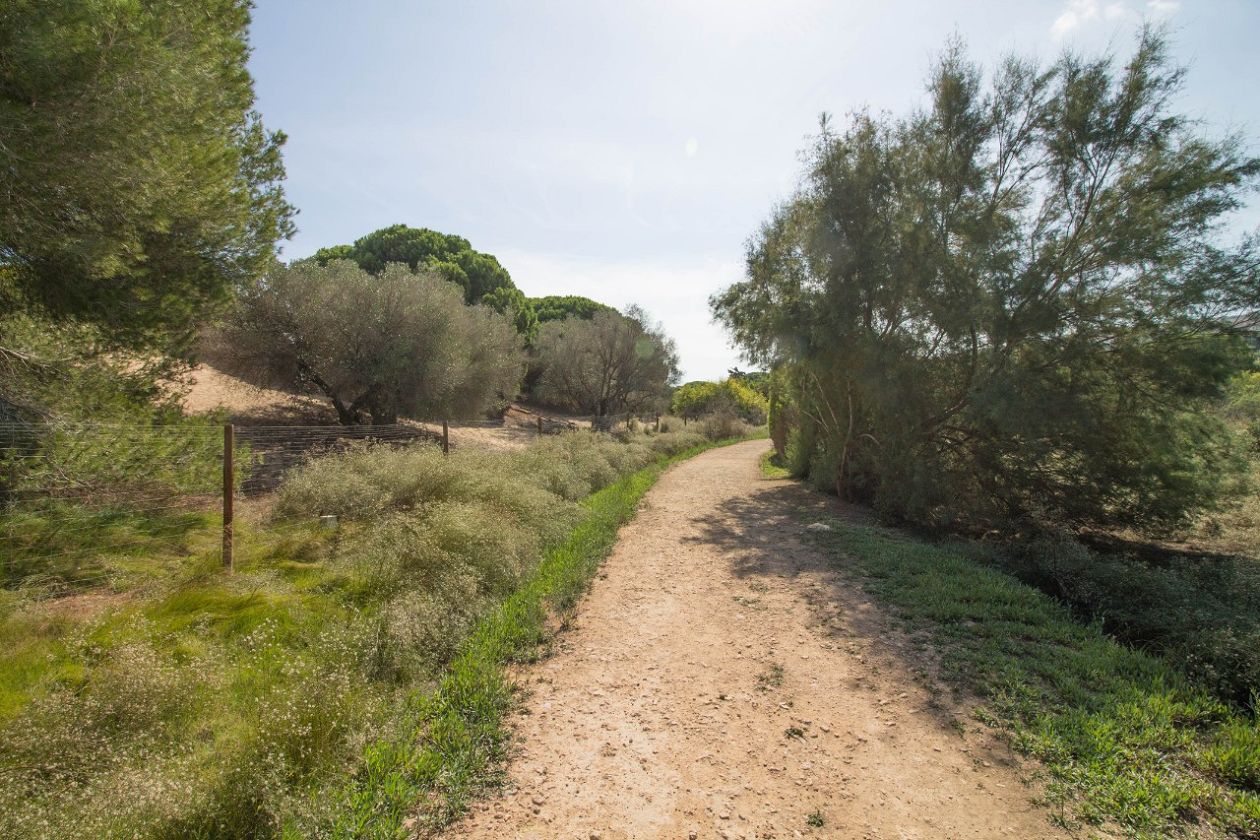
[332,399,357,426]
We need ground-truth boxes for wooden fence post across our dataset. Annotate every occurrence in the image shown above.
[222,423,234,572]
[537,416,544,435]
[442,420,450,455]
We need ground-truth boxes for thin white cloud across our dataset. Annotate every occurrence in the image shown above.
[1051,0,1178,39]
[1053,0,1099,39]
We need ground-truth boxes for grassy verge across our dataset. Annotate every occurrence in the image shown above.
[0,432,751,839]
[0,427,747,839]
[806,521,1260,838]
[759,449,790,479]
[322,437,745,838]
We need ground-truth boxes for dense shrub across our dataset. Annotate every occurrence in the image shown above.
[671,378,768,425]
[981,534,1260,708]
[649,429,708,454]
[712,33,1259,534]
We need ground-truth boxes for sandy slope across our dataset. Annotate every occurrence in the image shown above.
[180,363,584,450]
[443,440,1066,840]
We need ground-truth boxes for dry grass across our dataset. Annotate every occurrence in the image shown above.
[0,425,755,839]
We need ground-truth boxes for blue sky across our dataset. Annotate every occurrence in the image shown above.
[248,0,1260,381]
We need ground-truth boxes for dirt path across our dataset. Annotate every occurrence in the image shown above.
[446,441,1065,839]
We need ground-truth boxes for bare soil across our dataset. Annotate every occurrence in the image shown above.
[180,363,588,450]
[444,440,1066,839]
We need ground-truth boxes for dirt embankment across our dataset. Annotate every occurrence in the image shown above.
[180,363,584,451]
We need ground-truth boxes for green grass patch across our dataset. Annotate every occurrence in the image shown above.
[760,449,791,479]
[809,521,1260,838]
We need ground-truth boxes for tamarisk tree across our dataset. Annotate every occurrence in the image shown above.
[712,30,1260,534]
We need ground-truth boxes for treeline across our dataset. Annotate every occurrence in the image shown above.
[207,222,681,426]
[713,29,1260,539]
[0,2,680,430]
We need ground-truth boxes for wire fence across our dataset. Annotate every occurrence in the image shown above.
[0,418,485,599]
[0,410,671,599]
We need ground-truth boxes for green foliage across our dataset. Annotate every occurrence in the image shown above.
[482,286,540,343]
[0,313,188,424]
[1226,371,1260,422]
[767,369,794,458]
[760,450,791,479]
[727,367,771,398]
[982,535,1260,708]
[534,308,681,417]
[0,0,294,353]
[529,295,615,324]
[809,520,1260,837]
[712,31,1260,535]
[0,432,746,839]
[0,317,228,596]
[670,381,720,421]
[1201,721,1260,793]
[313,224,514,304]
[214,259,525,424]
[670,378,769,424]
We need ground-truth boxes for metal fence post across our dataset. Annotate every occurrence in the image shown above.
[442,420,450,455]
[222,423,234,572]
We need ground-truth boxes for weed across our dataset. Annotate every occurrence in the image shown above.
[785,726,806,740]
[806,809,826,828]
[757,663,785,691]
[760,449,791,480]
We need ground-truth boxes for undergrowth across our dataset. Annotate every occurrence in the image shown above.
[809,522,1260,838]
[0,426,748,838]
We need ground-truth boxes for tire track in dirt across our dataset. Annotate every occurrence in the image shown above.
[443,440,1065,839]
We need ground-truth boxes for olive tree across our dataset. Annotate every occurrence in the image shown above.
[216,260,524,424]
[534,308,680,419]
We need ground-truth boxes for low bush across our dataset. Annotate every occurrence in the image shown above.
[813,522,1260,838]
[980,534,1260,709]
[649,429,708,455]
[655,415,683,433]
[0,428,752,839]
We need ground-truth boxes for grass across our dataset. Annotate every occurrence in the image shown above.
[806,520,1260,838]
[320,435,747,838]
[759,449,791,479]
[0,426,752,839]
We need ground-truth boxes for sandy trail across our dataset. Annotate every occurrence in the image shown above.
[446,440,1064,839]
